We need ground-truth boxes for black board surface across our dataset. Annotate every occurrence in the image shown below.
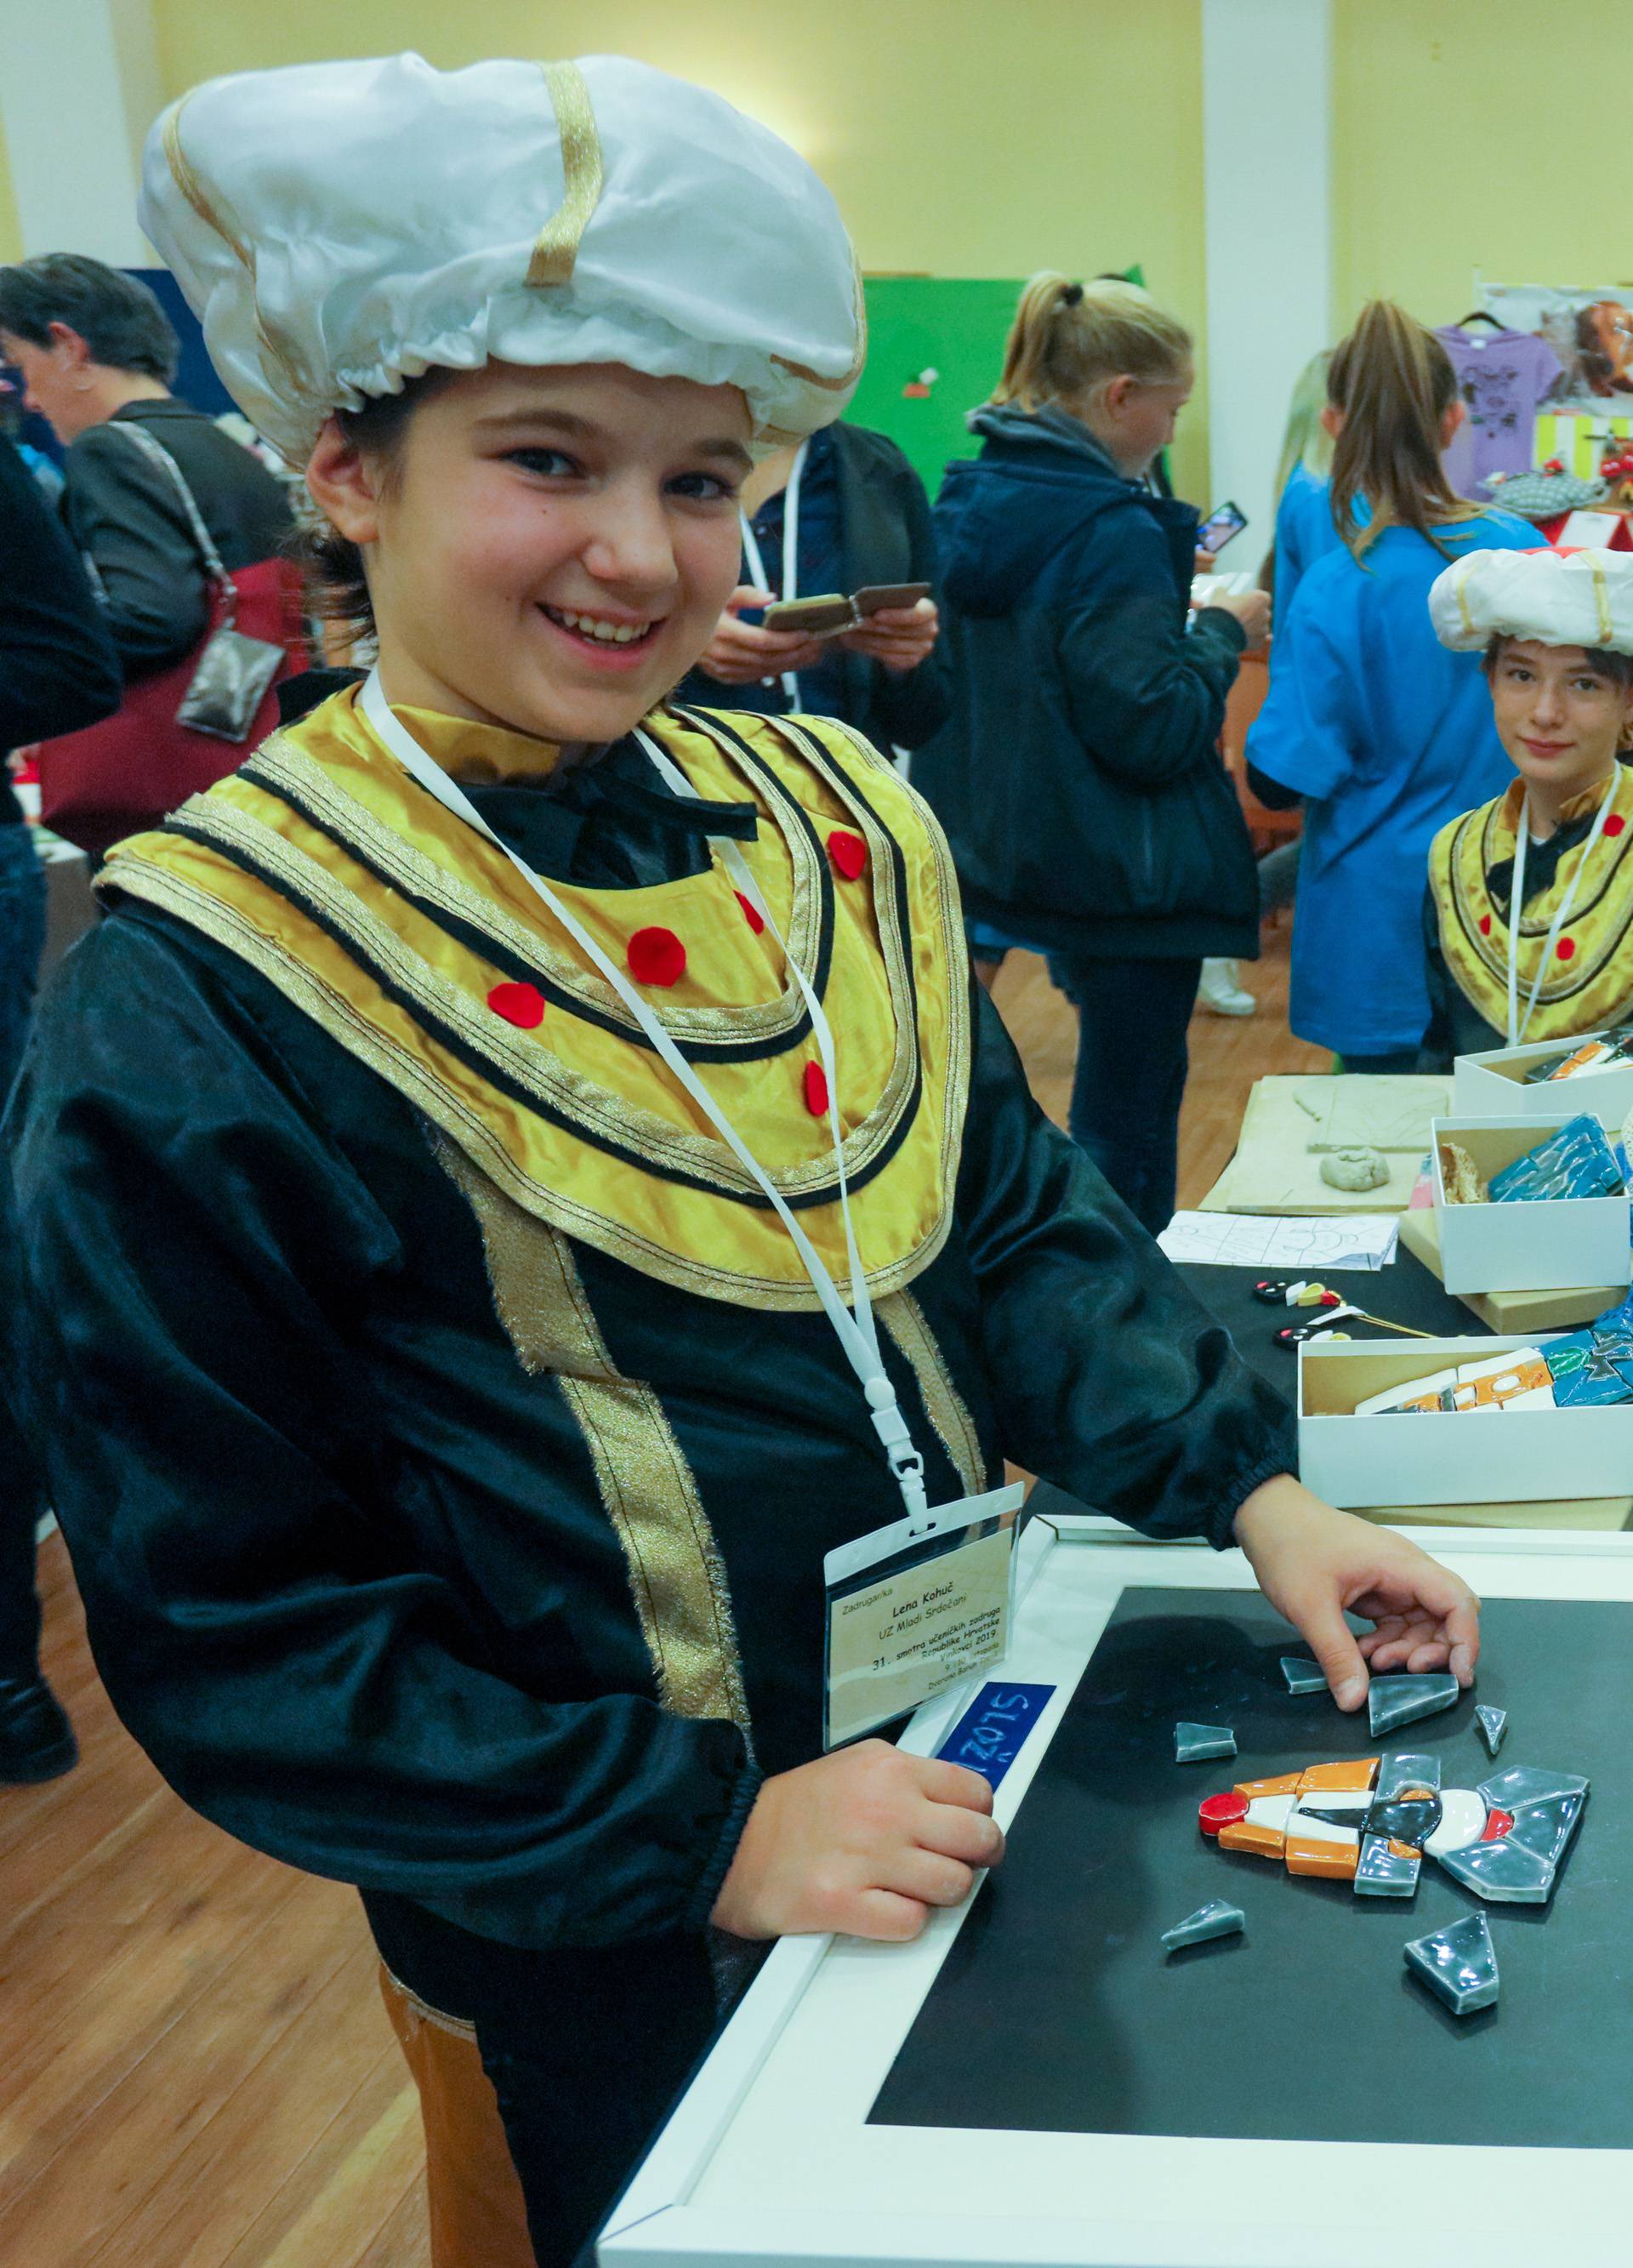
[871,1588,1633,2147]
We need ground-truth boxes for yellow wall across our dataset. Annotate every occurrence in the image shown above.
[0,119,20,265]
[1334,0,1633,330]
[148,0,1212,494]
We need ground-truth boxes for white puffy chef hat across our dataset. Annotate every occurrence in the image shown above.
[139,52,864,465]
[1430,545,1633,657]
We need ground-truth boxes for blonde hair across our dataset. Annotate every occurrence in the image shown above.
[987,271,1192,416]
[1272,349,1335,504]
[1328,300,1472,559]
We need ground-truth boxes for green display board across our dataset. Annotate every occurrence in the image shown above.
[849,269,1148,503]
[847,277,1025,502]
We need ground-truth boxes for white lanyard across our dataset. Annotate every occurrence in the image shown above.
[738,439,808,707]
[357,670,929,1522]
[1505,774,1619,1046]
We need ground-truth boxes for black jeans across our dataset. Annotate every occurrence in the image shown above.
[1048,954,1202,1236]
[1,824,47,1680]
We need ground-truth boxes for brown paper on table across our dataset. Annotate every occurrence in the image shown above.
[1200,1074,1451,1216]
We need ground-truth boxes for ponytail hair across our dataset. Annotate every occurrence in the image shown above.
[987,271,1192,416]
[1328,300,1471,558]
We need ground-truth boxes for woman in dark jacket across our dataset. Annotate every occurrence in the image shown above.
[680,419,949,753]
[0,425,121,1787]
[0,254,292,677]
[913,274,1266,1232]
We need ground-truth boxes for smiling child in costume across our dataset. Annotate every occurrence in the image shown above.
[4,54,1479,2268]
[1424,546,1633,1067]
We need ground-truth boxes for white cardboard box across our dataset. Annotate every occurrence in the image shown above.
[1454,1033,1633,1131]
[1431,1114,1630,1294]
[1298,1333,1633,1507]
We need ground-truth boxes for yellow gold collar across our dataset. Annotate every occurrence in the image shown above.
[390,698,602,787]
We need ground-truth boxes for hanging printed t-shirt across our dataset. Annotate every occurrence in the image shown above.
[1437,328,1563,496]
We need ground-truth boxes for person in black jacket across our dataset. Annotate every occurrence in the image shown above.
[678,419,948,751]
[913,275,1268,1233]
[0,425,121,1786]
[0,254,292,678]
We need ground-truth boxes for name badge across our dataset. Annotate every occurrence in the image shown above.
[822,1482,1026,1751]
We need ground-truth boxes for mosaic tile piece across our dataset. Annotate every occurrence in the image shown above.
[1175,1722,1237,1764]
[1280,1657,1328,1695]
[1161,1898,1245,1953]
[1376,1752,1441,1798]
[1476,1704,1508,1758]
[1368,1673,1459,1738]
[1354,1834,1420,1896]
[1404,1910,1499,2014]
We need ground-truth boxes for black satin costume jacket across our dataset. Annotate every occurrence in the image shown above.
[3,675,1294,2186]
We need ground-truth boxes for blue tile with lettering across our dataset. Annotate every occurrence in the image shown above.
[936,1681,1056,1791]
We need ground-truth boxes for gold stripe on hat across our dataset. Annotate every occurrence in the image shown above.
[1594,556,1614,647]
[162,94,312,412]
[527,61,604,288]
[1454,555,1477,640]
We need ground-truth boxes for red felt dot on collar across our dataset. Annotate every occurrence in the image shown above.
[1557,936,1577,960]
[735,891,765,935]
[627,926,686,986]
[827,828,868,880]
[804,1061,830,1117]
[1479,914,1493,936]
[1606,813,1626,837]
[487,981,546,1029]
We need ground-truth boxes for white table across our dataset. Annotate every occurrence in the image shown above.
[600,1519,1633,2267]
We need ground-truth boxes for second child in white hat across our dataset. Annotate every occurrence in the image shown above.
[9,51,1482,2266]
[1424,544,1633,1063]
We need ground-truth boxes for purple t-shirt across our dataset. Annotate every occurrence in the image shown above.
[1437,327,1563,495]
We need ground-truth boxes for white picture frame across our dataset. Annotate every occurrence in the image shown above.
[600,1520,1633,2268]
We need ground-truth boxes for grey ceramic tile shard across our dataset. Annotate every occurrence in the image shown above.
[1435,1769,1589,1905]
[1162,1898,1245,1952]
[1404,1911,1499,2014]
[1355,1833,1421,1896]
[1476,1704,1508,1758]
[1175,1722,1237,1763]
[1478,1764,1589,1812]
[1280,1656,1328,1695]
[1368,1673,1459,1738]
[1376,1752,1441,1798]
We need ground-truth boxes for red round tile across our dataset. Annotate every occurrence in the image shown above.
[1557,936,1576,960]
[487,981,546,1029]
[1198,1792,1249,1837]
[1606,813,1626,837]
[628,926,687,986]
[827,828,868,880]
[736,891,765,935]
[804,1061,830,1118]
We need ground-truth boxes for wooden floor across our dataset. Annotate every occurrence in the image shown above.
[2,930,1324,2265]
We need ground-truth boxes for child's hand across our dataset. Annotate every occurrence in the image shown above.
[711,1739,1004,1942]
[1233,1474,1481,1710]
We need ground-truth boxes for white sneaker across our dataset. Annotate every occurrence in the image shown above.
[1198,958,1256,1017]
